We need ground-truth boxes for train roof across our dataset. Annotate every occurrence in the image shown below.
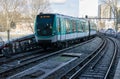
[37,13,87,21]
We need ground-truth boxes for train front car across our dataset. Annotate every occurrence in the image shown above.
[34,14,56,49]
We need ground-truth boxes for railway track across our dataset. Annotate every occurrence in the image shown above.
[60,36,106,79]
[0,47,59,77]
[104,37,118,79]
[5,37,102,79]
[0,46,46,65]
[112,37,120,79]
[62,36,118,79]
[0,37,101,79]
[0,37,94,66]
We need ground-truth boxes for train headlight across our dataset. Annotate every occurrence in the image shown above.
[50,26,52,29]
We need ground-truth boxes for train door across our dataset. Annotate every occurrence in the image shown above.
[56,17,61,41]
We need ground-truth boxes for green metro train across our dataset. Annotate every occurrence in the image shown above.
[34,13,97,49]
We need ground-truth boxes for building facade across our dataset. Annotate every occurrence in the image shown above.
[98,0,120,31]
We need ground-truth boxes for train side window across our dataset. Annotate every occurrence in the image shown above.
[81,22,85,32]
[76,20,79,32]
[72,20,76,32]
[61,18,66,34]
[75,21,77,32]
[78,21,83,32]
[90,22,93,31]
[85,22,89,32]
[82,22,87,32]
[65,19,71,33]
[57,18,61,33]
[90,22,97,31]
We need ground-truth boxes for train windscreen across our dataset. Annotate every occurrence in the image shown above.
[36,14,54,36]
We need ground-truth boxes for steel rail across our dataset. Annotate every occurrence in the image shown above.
[61,36,106,79]
[0,37,96,78]
[104,37,118,79]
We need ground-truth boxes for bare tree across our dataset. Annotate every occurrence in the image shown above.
[0,0,51,32]
[29,0,50,20]
[100,0,119,31]
[0,0,26,30]
[27,0,51,33]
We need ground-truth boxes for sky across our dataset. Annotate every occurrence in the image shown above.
[49,0,98,17]
[79,0,98,17]
[117,0,120,7]
[49,0,79,17]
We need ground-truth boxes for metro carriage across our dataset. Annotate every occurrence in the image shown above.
[34,13,97,49]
